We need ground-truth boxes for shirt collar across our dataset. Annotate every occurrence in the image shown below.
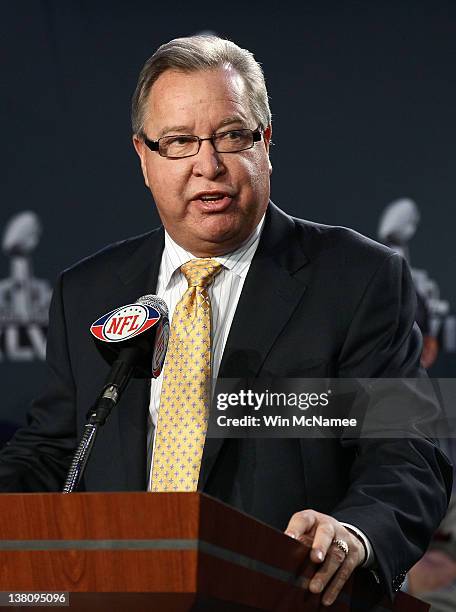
[161,214,265,290]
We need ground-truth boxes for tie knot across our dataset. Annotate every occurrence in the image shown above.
[181,258,223,288]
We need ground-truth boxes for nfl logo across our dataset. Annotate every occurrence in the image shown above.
[91,304,160,343]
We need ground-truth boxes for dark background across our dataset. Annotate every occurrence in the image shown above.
[1,0,455,429]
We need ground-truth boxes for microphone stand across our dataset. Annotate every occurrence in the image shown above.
[62,348,138,493]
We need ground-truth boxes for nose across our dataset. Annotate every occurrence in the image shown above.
[191,139,225,179]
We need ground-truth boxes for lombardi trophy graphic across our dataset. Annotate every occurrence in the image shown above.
[0,211,51,360]
[378,198,453,367]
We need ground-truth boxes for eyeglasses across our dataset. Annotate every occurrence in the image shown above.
[143,126,263,159]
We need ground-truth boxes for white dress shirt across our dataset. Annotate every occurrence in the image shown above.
[147,217,265,482]
[146,217,374,567]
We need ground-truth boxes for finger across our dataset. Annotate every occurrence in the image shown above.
[321,554,358,607]
[309,521,336,564]
[284,510,317,540]
[309,540,348,595]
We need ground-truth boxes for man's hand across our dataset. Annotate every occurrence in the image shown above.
[285,510,366,607]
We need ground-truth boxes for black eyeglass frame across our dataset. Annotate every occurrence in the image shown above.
[142,126,263,159]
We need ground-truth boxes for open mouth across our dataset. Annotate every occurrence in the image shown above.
[198,192,231,202]
[194,192,234,212]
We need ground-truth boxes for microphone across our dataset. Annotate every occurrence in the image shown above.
[89,294,169,424]
[62,295,169,493]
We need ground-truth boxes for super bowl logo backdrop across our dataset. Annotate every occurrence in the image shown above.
[0,211,52,361]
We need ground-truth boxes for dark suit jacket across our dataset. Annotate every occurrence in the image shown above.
[0,203,451,597]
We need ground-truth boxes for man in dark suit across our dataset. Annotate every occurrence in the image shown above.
[0,35,451,607]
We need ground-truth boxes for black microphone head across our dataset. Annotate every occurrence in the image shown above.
[136,294,168,317]
[90,295,169,378]
[136,295,170,378]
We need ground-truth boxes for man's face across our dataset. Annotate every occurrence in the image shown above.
[133,67,272,257]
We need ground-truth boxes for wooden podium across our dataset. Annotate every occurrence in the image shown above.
[0,492,428,611]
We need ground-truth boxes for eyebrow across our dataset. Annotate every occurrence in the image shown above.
[157,125,191,138]
[216,116,248,129]
[157,116,248,139]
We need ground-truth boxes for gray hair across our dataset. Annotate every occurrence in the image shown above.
[131,35,271,136]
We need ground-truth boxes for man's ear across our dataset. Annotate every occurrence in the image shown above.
[132,135,150,187]
[263,125,273,175]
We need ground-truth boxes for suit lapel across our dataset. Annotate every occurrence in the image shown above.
[199,203,310,490]
[115,227,165,490]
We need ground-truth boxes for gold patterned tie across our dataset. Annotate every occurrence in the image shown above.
[151,258,223,492]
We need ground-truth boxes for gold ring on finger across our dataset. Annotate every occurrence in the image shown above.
[332,538,349,557]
